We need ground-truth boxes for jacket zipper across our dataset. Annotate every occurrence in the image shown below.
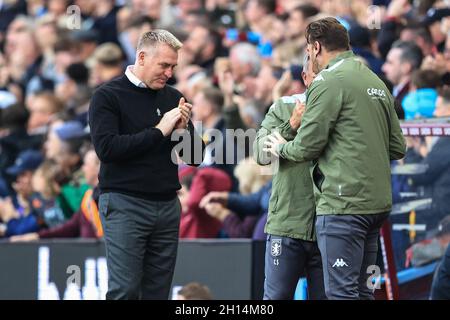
[310,211,317,240]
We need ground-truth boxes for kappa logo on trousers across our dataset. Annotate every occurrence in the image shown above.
[332,258,349,268]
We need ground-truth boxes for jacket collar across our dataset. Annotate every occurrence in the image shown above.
[325,50,354,69]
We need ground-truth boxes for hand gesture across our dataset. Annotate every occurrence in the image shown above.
[289,99,305,130]
[273,70,292,101]
[9,232,39,242]
[156,107,182,136]
[199,191,229,209]
[175,97,192,130]
[386,0,411,18]
[204,202,230,221]
[263,131,287,157]
[0,197,19,223]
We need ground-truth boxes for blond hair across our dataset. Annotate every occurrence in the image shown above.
[34,160,65,198]
[137,29,182,53]
[234,158,271,195]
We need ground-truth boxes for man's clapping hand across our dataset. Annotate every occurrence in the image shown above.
[155,97,193,136]
[175,97,192,130]
[156,107,182,136]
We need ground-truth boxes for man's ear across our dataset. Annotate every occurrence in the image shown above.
[401,62,412,75]
[314,41,321,56]
[138,51,145,66]
[301,71,307,83]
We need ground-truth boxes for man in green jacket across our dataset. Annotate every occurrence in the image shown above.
[254,55,325,300]
[264,17,406,299]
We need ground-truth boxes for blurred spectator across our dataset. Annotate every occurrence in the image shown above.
[175,65,210,102]
[5,16,43,93]
[407,86,450,231]
[350,25,384,75]
[0,103,40,195]
[32,15,59,90]
[201,157,271,239]
[6,149,43,202]
[47,0,71,18]
[30,159,67,228]
[420,7,450,53]
[70,29,100,64]
[273,3,318,66]
[0,195,39,237]
[254,64,280,113]
[0,52,19,108]
[193,86,240,180]
[118,16,153,65]
[183,25,225,76]
[244,0,276,35]
[175,282,213,300]
[44,121,91,218]
[53,37,82,86]
[10,149,103,242]
[430,233,450,299]
[406,215,450,268]
[272,65,306,101]
[382,40,424,119]
[27,92,63,136]
[377,0,414,60]
[400,26,435,57]
[0,149,43,237]
[174,0,203,28]
[91,0,121,45]
[286,4,319,42]
[228,42,261,95]
[402,69,441,120]
[182,8,211,34]
[179,166,232,238]
[90,42,124,86]
[74,0,97,22]
[55,63,92,126]
[0,0,27,40]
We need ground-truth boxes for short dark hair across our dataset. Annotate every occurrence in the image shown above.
[202,87,224,114]
[248,0,276,13]
[0,103,29,130]
[438,85,450,103]
[66,63,89,85]
[305,17,350,52]
[403,26,433,45]
[292,4,319,20]
[34,92,64,114]
[392,40,424,70]
[54,37,79,53]
[63,137,87,156]
[125,16,154,30]
[411,69,442,89]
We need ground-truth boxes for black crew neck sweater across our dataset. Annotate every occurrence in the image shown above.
[89,74,203,201]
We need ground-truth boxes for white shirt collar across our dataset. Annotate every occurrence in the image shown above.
[125,65,147,88]
[393,82,407,98]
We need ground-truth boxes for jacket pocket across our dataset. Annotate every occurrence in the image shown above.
[337,183,363,197]
[98,193,111,218]
[268,194,279,214]
[312,162,324,193]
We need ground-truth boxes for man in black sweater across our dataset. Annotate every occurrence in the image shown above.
[89,29,204,300]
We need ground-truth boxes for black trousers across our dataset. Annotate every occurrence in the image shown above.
[263,234,326,300]
[99,192,181,300]
[315,213,389,300]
